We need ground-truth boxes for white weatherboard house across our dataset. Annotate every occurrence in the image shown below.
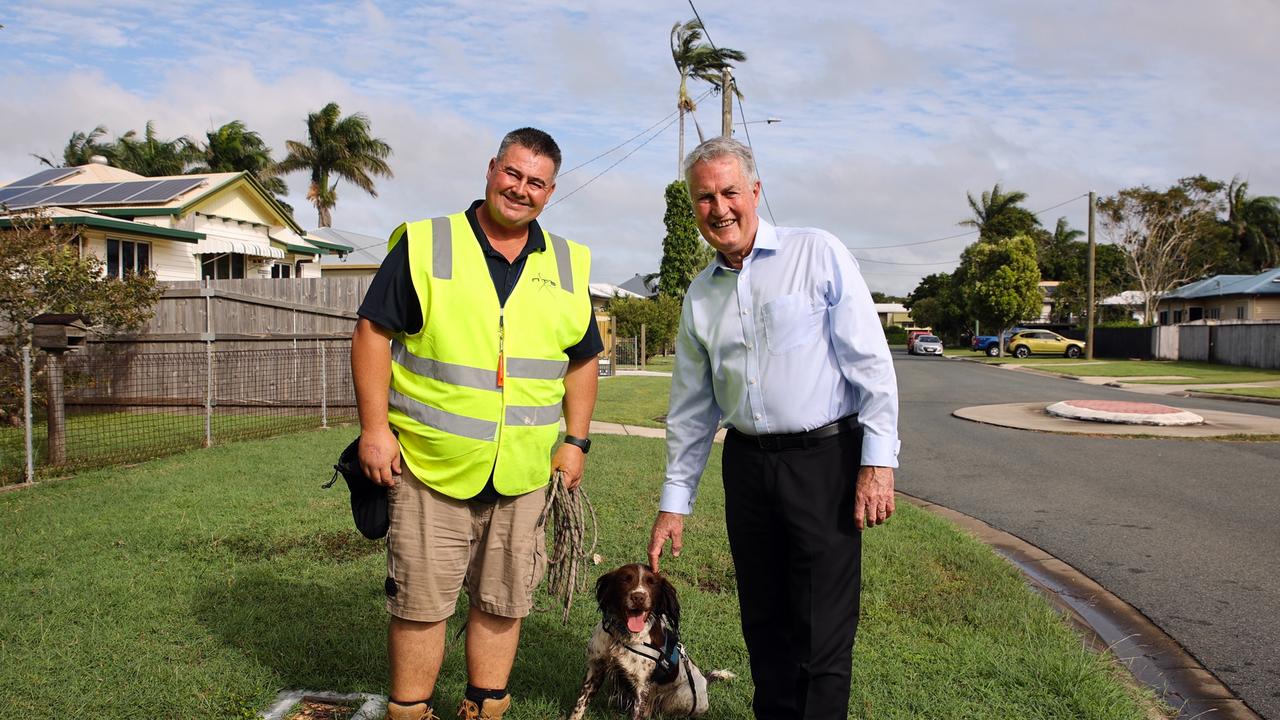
[0,162,351,280]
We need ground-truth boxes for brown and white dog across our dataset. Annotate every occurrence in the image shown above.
[568,563,734,719]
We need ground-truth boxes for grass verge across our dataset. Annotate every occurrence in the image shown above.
[0,430,1160,719]
[1191,386,1280,400]
[1023,359,1280,384]
[595,375,671,427]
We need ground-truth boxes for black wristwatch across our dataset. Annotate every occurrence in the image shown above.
[563,434,591,455]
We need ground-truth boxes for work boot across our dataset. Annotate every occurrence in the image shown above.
[385,700,439,720]
[456,695,510,720]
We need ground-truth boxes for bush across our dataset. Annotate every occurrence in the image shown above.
[884,325,907,345]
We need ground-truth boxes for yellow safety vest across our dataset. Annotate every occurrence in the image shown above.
[386,212,592,499]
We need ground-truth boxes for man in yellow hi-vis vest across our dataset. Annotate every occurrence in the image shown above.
[352,128,600,720]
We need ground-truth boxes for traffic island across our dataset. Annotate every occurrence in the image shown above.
[1046,399,1204,426]
[954,401,1280,438]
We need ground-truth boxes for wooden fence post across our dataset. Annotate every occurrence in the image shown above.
[46,352,65,465]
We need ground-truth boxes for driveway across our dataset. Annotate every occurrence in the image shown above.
[894,350,1280,719]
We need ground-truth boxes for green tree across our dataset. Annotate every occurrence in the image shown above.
[0,211,163,425]
[193,121,289,199]
[1053,243,1133,324]
[1037,217,1084,280]
[1223,178,1280,272]
[905,272,968,343]
[1099,177,1222,325]
[658,180,708,302]
[606,294,682,359]
[670,18,746,177]
[277,102,393,227]
[958,234,1042,356]
[960,183,1040,243]
[33,125,112,168]
[110,121,200,176]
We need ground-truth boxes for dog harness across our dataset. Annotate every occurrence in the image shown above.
[603,613,701,715]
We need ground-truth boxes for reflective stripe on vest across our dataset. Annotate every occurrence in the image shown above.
[387,211,592,499]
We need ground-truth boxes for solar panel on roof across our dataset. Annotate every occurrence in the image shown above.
[77,181,155,204]
[5,167,82,188]
[2,186,73,207]
[126,177,205,203]
[41,182,122,204]
[0,186,46,206]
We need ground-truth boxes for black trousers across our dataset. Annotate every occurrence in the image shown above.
[723,428,863,720]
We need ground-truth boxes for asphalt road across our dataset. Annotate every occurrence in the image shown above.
[893,351,1280,719]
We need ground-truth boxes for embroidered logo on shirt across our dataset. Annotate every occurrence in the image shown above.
[531,273,558,291]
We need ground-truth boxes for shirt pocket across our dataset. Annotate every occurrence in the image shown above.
[762,292,823,355]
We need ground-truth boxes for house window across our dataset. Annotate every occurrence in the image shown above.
[1208,308,1220,320]
[271,263,291,279]
[1159,311,1169,325]
[1188,307,1203,321]
[1237,305,1246,320]
[201,253,245,280]
[106,238,151,278]
[1173,309,1183,323]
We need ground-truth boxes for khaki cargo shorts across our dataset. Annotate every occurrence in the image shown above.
[385,465,548,622]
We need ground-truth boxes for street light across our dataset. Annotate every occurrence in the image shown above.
[735,117,782,127]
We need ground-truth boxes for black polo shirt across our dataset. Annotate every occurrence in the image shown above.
[358,200,603,501]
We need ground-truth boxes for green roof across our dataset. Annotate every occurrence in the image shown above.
[0,214,204,243]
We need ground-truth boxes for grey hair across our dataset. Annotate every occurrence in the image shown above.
[682,137,759,187]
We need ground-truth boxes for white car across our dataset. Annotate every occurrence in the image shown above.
[911,334,944,356]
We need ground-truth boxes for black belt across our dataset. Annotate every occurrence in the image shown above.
[728,415,859,451]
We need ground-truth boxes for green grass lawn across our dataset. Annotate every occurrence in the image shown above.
[1016,359,1280,384]
[1191,386,1280,399]
[0,430,1159,719]
[595,375,671,427]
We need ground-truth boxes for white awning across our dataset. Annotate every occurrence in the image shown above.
[194,238,285,260]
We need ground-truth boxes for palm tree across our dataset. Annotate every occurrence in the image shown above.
[1225,178,1280,271]
[670,19,745,178]
[960,183,1040,242]
[1039,216,1084,280]
[277,102,393,228]
[111,121,199,176]
[193,121,289,199]
[33,125,112,167]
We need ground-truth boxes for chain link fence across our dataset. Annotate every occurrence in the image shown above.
[1,342,355,486]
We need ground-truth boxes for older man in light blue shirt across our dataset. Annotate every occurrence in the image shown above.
[648,137,899,720]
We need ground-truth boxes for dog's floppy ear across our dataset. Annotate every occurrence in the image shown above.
[595,568,619,611]
[656,573,681,630]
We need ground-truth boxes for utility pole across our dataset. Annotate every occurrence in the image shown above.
[1086,191,1097,360]
[721,68,733,138]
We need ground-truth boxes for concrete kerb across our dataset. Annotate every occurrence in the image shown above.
[577,409,1262,717]
[900,494,1262,720]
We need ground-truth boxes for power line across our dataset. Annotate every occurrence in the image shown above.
[686,0,773,222]
[547,113,680,208]
[336,104,703,254]
[557,88,713,179]
[847,192,1090,251]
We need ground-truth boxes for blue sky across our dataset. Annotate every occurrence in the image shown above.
[2,0,1278,294]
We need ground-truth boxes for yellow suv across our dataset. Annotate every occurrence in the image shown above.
[1005,330,1084,358]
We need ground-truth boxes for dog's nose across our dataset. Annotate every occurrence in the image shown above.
[629,590,647,605]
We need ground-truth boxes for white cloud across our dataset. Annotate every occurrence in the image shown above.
[3,1,1280,296]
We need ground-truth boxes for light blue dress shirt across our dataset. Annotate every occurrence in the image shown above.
[660,219,901,515]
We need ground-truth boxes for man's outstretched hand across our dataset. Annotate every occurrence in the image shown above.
[647,511,685,573]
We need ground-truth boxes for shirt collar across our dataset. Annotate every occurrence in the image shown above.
[712,216,777,272]
[465,198,547,262]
